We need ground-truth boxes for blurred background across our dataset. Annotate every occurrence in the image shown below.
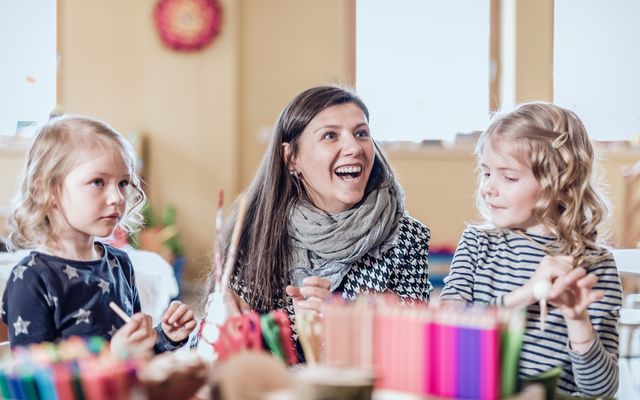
[1,0,639,295]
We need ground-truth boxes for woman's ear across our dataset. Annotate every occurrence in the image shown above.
[282,142,295,172]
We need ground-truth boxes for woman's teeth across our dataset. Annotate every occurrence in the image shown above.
[335,166,362,181]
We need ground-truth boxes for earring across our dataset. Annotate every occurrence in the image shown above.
[289,170,298,177]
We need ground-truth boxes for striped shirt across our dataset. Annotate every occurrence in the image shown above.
[440,226,622,397]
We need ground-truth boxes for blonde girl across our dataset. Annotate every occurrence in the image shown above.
[2,115,196,352]
[441,103,622,397]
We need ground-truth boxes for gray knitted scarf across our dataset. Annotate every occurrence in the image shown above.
[288,180,405,291]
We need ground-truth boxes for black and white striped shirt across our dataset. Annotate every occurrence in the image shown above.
[440,226,622,397]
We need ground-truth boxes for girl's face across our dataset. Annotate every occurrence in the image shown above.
[51,148,131,244]
[284,102,375,213]
[479,140,548,235]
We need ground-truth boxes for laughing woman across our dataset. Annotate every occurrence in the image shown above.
[206,85,432,317]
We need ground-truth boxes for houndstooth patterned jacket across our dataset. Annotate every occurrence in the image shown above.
[233,212,432,311]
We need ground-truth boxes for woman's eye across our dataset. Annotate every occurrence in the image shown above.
[119,180,130,189]
[355,130,370,138]
[321,131,337,140]
[505,176,518,182]
[91,179,104,187]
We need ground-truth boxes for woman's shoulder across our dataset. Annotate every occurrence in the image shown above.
[398,213,431,241]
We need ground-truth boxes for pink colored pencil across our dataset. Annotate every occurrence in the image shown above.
[436,313,457,398]
[480,314,499,400]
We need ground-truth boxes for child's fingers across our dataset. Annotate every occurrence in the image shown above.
[165,303,190,325]
[588,290,604,304]
[131,314,152,331]
[161,301,183,321]
[175,309,195,327]
[550,267,586,298]
[137,331,158,351]
[574,290,603,315]
[576,273,598,289]
[181,319,197,332]
[117,318,142,336]
[128,328,152,343]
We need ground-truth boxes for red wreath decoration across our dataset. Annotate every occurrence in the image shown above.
[154,0,222,51]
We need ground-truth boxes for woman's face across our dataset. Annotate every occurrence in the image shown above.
[285,102,375,213]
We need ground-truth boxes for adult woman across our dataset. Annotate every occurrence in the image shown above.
[210,85,431,315]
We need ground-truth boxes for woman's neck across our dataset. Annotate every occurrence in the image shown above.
[44,239,101,261]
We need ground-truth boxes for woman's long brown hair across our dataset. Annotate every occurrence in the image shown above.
[203,86,396,312]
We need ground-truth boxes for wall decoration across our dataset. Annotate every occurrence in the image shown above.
[154,0,222,52]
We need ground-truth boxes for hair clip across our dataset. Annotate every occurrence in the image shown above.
[551,133,568,149]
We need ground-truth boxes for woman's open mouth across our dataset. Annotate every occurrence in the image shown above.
[334,165,363,182]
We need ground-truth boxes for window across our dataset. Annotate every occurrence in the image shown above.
[356,0,491,143]
[554,0,640,141]
[0,1,57,139]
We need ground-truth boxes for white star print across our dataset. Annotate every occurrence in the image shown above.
[27,255,36,266]
[109,325,118,337]
[97,279,110,294]
[13,316,30,335]
[12,265,27,281]
[0,301,5,318]
[73,308,91,325]
[63,265,79,280]
[108,258,119,270]
[44,293,58,307]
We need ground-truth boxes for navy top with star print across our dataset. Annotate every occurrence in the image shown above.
[1,242,183,353]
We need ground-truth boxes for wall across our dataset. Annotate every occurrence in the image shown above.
[1,0,638,283]
[238,0,354,187]
[59,0,240,281]
[387,146,640,248]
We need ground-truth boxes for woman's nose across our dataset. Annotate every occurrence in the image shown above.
[341,134,364,156]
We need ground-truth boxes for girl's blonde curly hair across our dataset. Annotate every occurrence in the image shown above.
[475,102,611,268]
[8,115,146,250]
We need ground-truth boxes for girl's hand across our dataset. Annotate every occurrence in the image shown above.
[161,300,197,343]
[111,313,157,356]
[286,276,331,316]
[504,255,573,308]
[548,267,603,321]
[524,255,574,303]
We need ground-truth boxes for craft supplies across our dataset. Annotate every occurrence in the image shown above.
[320,295,525,400]
[533,280,552,332]
[109,301,132,323]
[0,336,143,400]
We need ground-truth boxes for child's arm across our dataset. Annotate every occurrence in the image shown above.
[548,254,621,398]
[117,251,193,353]
[2,261,58,346]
